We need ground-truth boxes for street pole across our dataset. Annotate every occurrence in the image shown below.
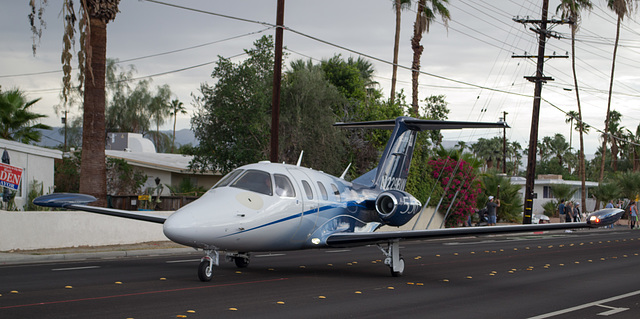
[270,0,284,163]
[523,0,548,225]
[512,0,568,224]
[502,111,507,174]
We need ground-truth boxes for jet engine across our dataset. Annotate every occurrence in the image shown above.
[375,190,422,226]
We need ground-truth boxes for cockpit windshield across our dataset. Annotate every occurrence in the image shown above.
[213,169,244,189]
[230,170,273,196]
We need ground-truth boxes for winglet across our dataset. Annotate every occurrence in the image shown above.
[33,193,97,208]
[586,208,624,227]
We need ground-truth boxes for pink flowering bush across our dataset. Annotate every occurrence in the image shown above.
[428,157,482,227]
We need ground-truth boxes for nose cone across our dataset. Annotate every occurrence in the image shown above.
[163,209,198,247]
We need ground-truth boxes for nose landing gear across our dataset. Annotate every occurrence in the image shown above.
[198,249,219,282]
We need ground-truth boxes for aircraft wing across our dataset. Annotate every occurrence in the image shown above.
[334,118,509,131]
[33,193,167,224]
[326,209,624,247]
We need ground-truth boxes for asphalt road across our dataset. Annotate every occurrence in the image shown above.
[1,228,640,319]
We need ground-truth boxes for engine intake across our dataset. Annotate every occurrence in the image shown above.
[375,190,422,226]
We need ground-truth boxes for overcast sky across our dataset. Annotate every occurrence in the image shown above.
[3,0,640,155]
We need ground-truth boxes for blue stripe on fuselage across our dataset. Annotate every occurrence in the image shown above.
[219,201,366,238]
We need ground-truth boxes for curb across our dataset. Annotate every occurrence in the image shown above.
[0,247,198,265]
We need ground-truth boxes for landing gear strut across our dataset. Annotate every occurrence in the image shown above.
[226,252,250,268]
[377,239,405,277]
[198,249,219,282]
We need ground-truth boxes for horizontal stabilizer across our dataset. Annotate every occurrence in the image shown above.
[334,118,509,131]
[33,193,167,224]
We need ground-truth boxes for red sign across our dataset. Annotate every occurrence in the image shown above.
[0,162,23,191]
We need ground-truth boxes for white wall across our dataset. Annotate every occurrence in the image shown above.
[0,210,172,251]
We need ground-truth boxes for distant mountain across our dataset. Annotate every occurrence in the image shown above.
[35,127,198,149]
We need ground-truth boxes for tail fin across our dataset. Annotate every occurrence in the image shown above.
[335,116,508,191]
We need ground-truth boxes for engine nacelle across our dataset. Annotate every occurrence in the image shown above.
[375,190,422,226]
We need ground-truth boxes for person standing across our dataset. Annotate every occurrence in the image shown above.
[605,200,615,228]
[558,199,566,223]
[573,203,581,222]
[629,201,638,229]
[565,201,574,223]
[486,196,500,226]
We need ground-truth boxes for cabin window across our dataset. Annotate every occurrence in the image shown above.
[231,170,272,196]
[274,174,296,198]
[302,180,313,200]
[214,169,244,188]
[330,183,341,201]
[317,182,328,200]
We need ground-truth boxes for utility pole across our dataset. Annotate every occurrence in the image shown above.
[270,0,285,163]
[512,0,569,224]
[501,111,507,174]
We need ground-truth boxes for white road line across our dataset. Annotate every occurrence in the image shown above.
[166,259,200,263]
[325,249,351,253]
[528,289,640,318]
[51,266,101,271]
[254,253,286,258]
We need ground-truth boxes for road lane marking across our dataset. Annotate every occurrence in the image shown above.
[166,259,200,263]
[51,266,101,271]
[325,249,351,253]
[528,289,640,318]
[254,253,286,257]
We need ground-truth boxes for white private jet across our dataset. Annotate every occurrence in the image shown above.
[34,117,623,281]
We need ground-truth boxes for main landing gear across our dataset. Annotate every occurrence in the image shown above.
[197,250,251,281]
[377,239,405,277]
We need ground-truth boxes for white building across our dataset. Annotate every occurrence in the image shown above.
[510,174,598,214]
[105,133,220,196]
[0,138,62,210]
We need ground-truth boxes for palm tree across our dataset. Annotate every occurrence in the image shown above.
[27,1,120,206]
[545,134,572,169]
[169,99,187,153]
[410,0,450,115]
[556,0,592,213]
[565,110,580,151]
[625,124,640,171]
[601,110,624,172]
[79,0,120,207]
[390,0,412,104]
[0,88,52,143]
[150,84,172,148]
[600,0,636,184]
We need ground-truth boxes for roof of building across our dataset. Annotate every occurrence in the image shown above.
[105,150,217,175]
[0,138,62,159]
[510,176,598,187]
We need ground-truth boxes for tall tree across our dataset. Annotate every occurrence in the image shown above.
[191,36,274,174]
[544,134,572,169]
[410,0,450,115]
[80,0,120,206]
[0,88,51,143]
[169,99,187,153]
[604,110,624,172]
[600,0,636,184]
[149,84,172,148]
[390,0,412,104]
[556,0,592,212]
[29,1,121,206]
[624,124,640,172]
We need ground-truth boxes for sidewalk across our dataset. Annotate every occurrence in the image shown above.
[0,241,198,265]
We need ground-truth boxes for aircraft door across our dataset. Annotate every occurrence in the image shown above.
[287,168,320,243]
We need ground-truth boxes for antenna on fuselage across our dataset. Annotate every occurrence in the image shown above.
[339,163,352,180]
[296,151,304,167]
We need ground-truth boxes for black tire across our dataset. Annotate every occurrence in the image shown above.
[198,260,213,282]
[234,256,250,268]
[390,257,405,277]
